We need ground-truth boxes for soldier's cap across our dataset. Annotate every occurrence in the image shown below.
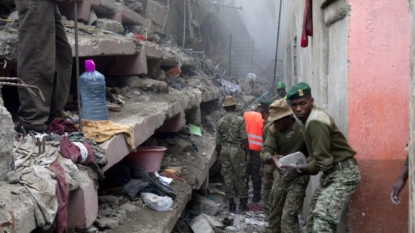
[222,96,236,107]
[258,100,273,109]
[268,99,293,122]
[276,82,286,89]
[286,82,312,100]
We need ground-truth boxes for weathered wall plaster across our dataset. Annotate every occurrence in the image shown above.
[347,0,410,232]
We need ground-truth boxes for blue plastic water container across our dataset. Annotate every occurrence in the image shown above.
[79,59,109,120]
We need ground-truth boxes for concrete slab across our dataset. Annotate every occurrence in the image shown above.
[58,0,118,22]
[66,32,140,57]
[100,86,219,172]
[101,88,197,171]
[67,170,99,229]
[119,5,151,26]
[106,54,148,75]
[0,31,194,66]
[105,42,164,75]
[145,0,168,27]
[108,181,192,233]
[161,49,197,67]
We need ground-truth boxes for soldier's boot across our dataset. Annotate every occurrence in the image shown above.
[228,198,236,213]
[252,193,261,203]
[239,198,249,213]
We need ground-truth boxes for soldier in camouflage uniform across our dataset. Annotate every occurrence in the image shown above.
[257,100,274,215]
[216,96,251,213]
[261,99,309,233]
[281,82,361,233]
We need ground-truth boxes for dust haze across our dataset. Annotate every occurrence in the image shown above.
[235,0,279,65]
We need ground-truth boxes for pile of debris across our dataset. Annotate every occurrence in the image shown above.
[172,183,268,233]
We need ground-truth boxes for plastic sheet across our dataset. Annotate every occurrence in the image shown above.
[141,193,173,212]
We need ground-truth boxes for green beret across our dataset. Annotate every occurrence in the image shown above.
[276,82,286,89]
[286,82,312,100]
[258,100,273,109]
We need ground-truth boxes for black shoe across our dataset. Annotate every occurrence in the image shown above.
[15,122,60,141]
[15,122,30,135]
[239,198,249,213]
[228,198,236,213]
[252,193,261,203]
[15,122,49,135]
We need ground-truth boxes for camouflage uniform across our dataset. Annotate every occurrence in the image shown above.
[307,163,360,233]
[216,112,248,199]
[268,172,309,233]
[261,120,274,215]
[246,150,262,195]
[301,106,361,233]
[261,120,309,233]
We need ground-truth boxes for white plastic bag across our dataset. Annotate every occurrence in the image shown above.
[141,193,173,212]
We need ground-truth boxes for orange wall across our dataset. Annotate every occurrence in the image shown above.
[347,0,410,232]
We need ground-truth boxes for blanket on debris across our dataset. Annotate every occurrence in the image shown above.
[82,120,134,148]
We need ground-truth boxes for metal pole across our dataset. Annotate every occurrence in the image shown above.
[272,0,283,90]
[229,35,232,76]
[252,39,254,76]
[74,0,82,133]
[183,0,186,48]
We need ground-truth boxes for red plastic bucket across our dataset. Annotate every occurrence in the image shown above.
[127,146,167,172]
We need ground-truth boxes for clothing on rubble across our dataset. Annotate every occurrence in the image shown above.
[132,166,176,200]
[82,120,134,148]
[83,138,108,167]
[60,136,94,165]
[122,179,149,201]
[47,118,78,135]
[13,137,60,170]
[20,165,58,229]
[100,161,176,200]
[48,161,69,233]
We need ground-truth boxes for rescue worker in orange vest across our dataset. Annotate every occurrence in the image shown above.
[243,110,264,202]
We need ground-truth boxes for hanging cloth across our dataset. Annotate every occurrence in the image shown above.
[301,0,313,48]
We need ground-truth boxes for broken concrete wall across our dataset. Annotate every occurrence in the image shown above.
[146,0,168,31]
[0,31,18,62]
[0,104,13,180]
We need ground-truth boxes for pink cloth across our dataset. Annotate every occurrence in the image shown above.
[48,161,69,233]
[60,136,94,165]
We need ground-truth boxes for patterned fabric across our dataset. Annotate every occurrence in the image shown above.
[262,178,272,216]
[216,112,247,145]
[307,164,361,233]
[247,150,262,194]
[266,171,309,233]
[221,143,248,198]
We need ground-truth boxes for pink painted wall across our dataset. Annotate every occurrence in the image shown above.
[347,0,410,232]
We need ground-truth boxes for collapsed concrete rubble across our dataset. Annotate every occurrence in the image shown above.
[0,0,276,232]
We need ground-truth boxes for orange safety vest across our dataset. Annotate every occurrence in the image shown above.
[243,111,264,151]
